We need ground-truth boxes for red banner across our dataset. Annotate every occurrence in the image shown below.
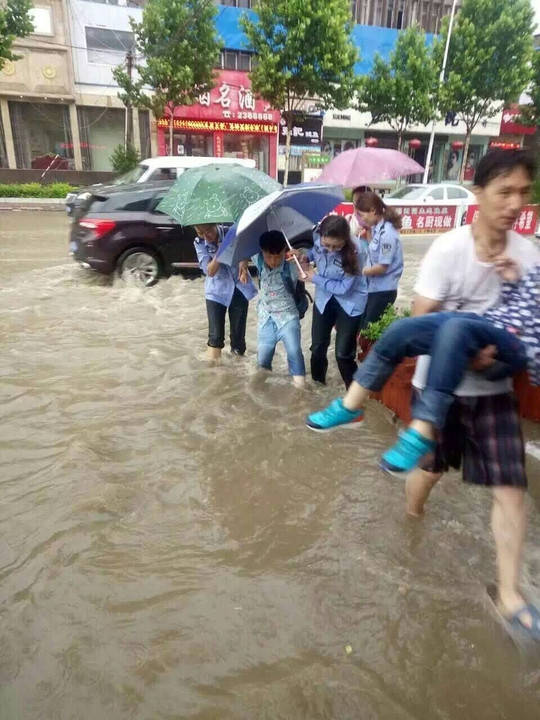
[333,202,458,234]
[163,70,280,125]
[465,205,538,235]
[156,118,278,135]
[500,106,536,136]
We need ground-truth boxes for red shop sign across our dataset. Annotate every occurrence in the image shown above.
[465,205,538,235]
[332,203,458,234]
[165,70,280,125]
[500,106,536,136]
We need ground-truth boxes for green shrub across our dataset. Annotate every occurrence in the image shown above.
[110,143,140,174]
[359,303,411,341]
[532,175,540,205]
[0,182,76,198]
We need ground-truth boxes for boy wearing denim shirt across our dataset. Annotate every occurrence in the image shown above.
[249,231,306,388]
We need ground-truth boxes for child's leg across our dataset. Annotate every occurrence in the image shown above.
[413,317,528,431]
[279,318,305,385]
[206,300,226,360]
[257,318,278,370]
[307,312,460,431]
[228,289,249,355]
[381,318,528,476]
[310,299,337,384]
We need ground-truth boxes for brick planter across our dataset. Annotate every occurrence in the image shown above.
[358,340,538,423]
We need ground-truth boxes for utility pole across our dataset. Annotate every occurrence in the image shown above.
[422,0,458,184]
[125,49,134,149]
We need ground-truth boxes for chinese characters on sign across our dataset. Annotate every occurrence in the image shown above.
[157,118,278,135]
[465,205,538,235]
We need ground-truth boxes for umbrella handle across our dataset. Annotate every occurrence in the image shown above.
[283,236,307,280]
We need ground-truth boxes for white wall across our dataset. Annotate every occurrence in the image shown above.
[69,0,143,88]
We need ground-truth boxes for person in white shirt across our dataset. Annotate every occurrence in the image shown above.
[306,149,540,641]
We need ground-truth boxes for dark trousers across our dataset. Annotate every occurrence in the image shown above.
[206,288,249,353]
[310,296,363,388]
[359,290,397,329]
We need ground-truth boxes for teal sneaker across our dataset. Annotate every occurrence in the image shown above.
[380,428,436,477]
[306,398,365,432]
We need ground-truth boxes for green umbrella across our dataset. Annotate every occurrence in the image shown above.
[157,163,281,226]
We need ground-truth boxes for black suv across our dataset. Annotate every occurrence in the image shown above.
[70,180,314,287]
[69,181,199,286]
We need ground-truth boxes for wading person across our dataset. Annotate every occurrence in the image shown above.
[354,192,404,328]
[307,150,540,641]
[194,224,257,361]
[298,215,368,388]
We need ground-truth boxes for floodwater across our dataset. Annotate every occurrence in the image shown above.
[0,212,539,720]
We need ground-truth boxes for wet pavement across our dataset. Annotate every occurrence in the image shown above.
[0,212,539,719]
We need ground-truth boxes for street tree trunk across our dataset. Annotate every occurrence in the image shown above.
[283,115,292,186]
[459,128,472,183]
[397,127,403,152]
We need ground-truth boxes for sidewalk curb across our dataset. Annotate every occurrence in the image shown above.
[0,197,66,211]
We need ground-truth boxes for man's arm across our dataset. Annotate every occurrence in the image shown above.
[412,294,441,317]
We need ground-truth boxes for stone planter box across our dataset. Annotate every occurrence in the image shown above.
[358,339,539,423]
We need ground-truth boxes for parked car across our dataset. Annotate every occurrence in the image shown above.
[385,182,475,204]
[65,156,256,217]
[69,181,313,287]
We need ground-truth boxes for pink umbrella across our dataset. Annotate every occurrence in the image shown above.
[316,147,424,187]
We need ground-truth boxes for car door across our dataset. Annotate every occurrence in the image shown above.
[146,191,198,270]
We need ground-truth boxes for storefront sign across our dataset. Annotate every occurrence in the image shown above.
[332,202,458,234]
[170,70,280,124]
[500,106,536,136]
[489,141,522,150]
[465,205,538,235]
[279,115,323,146]
[157,118,278,135]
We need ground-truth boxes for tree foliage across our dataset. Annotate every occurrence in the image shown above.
[113,0,221,155]
[357,25,436,151]
[519,49,540,127]
[435,0,534,181]
[0,0,34,71]
[241,0,358,184]
[110,143,141,174]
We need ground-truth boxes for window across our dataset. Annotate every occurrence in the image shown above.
[9,101,74,170]
[148,167,177,181]
[223,50,237,70]
[220,1,253,7]
[447,187,469,200]
[30,7,53,36]
[218,49,254,71]
[85,27,134,65]
[427,188,445,201]
[238,52,251,71]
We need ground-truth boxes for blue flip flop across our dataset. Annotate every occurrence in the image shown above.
[486,584,540,644]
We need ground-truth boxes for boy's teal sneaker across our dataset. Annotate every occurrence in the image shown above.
[306,398,365,432]
[379,428,436,477]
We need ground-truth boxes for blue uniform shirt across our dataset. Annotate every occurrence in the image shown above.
[307,235,368,317]
[366,219,403,292]
[194,226,257,307]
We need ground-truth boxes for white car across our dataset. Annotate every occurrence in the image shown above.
[385,183,475,205]
[65,156,257,216]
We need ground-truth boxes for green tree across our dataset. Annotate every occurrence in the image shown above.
[242,0,358,185]
[435,0,534,182]
[518,49,540,127]
[110,143,140,174]
[357,25,436,152]
[0,0,34,71]
[113,0,220,156]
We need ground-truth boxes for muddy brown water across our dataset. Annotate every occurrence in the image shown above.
[0,212,539,719]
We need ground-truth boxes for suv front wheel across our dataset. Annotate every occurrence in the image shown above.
[117,247,161,287]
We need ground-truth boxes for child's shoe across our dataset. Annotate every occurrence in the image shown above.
[306,398,364,432]
[380,428,436,477]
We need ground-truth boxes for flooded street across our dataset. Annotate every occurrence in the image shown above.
[1,212,539,719]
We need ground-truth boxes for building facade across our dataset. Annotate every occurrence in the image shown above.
[0,0,79,170]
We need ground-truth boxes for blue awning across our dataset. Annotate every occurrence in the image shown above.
[215,8,434,76]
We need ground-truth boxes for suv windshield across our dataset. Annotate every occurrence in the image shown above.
[388,185,426,200]
[112,164,148,185]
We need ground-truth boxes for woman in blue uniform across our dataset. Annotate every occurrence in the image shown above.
[194,223,257,361]
[353,192,403,327]
[301,215,368,388]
